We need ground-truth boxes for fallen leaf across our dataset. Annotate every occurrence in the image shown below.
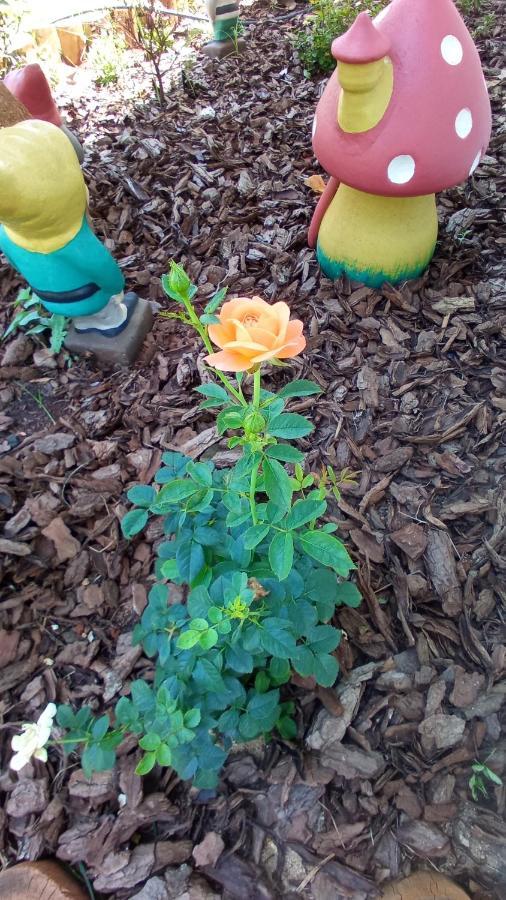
[41,518,81,563]
[304,174,326,194]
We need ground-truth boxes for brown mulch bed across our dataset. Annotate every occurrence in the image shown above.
[0,2,505,898]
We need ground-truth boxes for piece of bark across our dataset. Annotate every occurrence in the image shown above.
[418,714,465,752]
[41,518,81,563]
[390,523,427,560]
[425,529,463,616]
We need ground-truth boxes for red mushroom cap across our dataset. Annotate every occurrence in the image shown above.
[332,12,391,64]
[312,0,492,197]
[3,64,61,127]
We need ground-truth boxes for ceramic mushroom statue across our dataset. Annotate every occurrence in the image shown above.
[0,119,152,365]
[3,63,84,162]
[309,0,492,288]
[203,0,245,59]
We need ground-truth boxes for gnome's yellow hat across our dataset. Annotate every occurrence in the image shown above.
[0,119,87,253]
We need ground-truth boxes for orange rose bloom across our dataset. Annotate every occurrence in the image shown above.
[204,296,306,372]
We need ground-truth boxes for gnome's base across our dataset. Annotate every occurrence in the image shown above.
[202,38,246,59]
[65,296,153,366]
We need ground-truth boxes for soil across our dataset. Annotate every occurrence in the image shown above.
[0,3,504,899]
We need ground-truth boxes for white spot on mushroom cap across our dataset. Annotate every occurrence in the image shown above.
[441,35,463,65]
[388,155,415,185]
[469,151,481,175]
[312,114,317,139]
[455,108,473,139]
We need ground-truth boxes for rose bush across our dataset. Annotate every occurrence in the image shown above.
[12,263,362,789]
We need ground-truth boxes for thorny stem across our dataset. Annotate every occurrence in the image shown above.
[248,368,263,525]
[249,462,259,525]
[252,367,261,409]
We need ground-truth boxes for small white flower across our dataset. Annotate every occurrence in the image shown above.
[10,703,57,772]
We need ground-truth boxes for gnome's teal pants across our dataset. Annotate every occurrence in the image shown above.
[0,215,124,318]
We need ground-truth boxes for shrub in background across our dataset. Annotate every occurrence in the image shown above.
[294,0,385,77]
[88,24,127,86]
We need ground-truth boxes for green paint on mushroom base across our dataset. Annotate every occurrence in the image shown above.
[316,184,438,289]
[316,243,436,289]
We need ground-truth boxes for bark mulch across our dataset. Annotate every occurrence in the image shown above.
[0,3,504,898]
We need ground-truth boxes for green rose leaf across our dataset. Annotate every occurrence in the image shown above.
[306,624,341,655]
[217,407,245,434]
[186,460,213,487]
[260,617,297,659]
[156,743,173,766]
[193,658,226,694]
[277,716,297,740]
[284,497,327,530]
[139,732,161,751]
[263,457,293,513]
[278,379,322,399]
[312,653,339,688]
[121,508,148,539]
[269,657,291,684]
[184,708,201,728]
[268,531,294,581]
[127,485,156,508]
[299,530,355,576]
[265,444,304,464]
[199,628,219,650]
[160,559,179,581]
[268,413,314,439]
[91,715,110,741]
[135,751,157,775]
[155,479,199,505]
[195,382,230,402]
[243,524,270,550]
[336,582,362,608]
[176,538,205,584]
[204,286,228,314]
[177,629,201,650]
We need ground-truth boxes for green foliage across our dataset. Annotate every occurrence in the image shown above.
[457,0,483,14]
[469,759,503,801]
[88,25,127,86]
[57,263,362,790]
[456,0,496,37]
[0,0,24,77]
[294,0,386,77]
[3,287,68,354]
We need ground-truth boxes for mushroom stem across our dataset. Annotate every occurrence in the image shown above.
[316,183,438,287]
[337,57,393,133]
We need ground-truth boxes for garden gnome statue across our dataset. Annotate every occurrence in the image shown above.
[309,0,492,288]
[0,119,153,365]
[202,0,245,59]
[3,64,84,162]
